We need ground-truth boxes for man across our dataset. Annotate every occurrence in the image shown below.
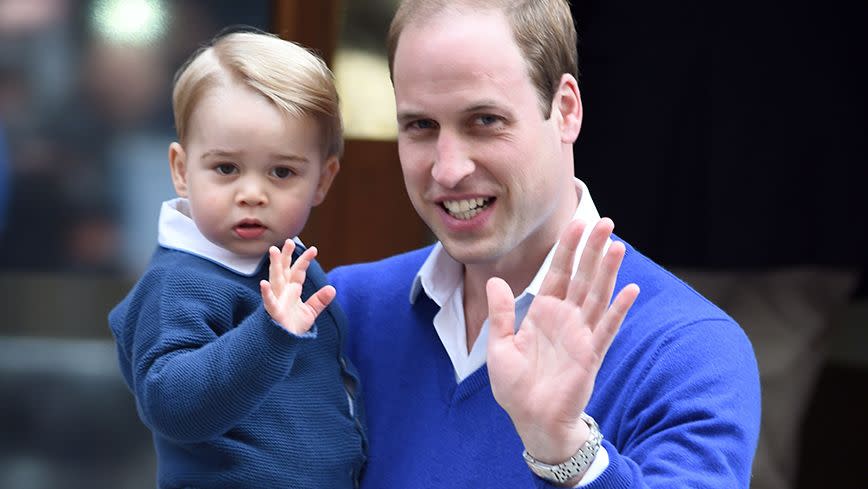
[329,1,760,487]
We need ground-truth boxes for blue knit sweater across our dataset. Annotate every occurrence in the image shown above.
[329,239,760,488]
[109,247,366,488]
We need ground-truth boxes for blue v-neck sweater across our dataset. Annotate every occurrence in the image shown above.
[109,247,366,488]
[329,239,760,488]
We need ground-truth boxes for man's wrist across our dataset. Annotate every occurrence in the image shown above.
[522,412,603,485]
[519,412,591,464]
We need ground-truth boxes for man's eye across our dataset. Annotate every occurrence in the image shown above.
[408,119,437,131]
[271,167,294,179]
[215,163,237,175]
[475,115,500,126]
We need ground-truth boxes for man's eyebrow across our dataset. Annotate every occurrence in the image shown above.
[462,101,513,116]
[396,110,427,123]
[463,101,503,112]
[396,102,509,122]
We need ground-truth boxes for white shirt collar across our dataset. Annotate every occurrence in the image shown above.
[157,197,303,276]
[410,178,603,305]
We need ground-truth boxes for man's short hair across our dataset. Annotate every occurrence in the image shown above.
[386,0,578,118]
[172,31,343,158]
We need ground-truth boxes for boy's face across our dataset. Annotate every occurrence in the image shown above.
[169,81,338,258]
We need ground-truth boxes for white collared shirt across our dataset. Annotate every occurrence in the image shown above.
[157,197,303,275]
[409,178,609,485]
[410,178,604,381]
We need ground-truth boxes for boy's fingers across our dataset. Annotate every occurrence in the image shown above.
[268,246,285,290]
[305,285,336,317]
[260,280,277,311]
[291,246,317,284]
[281,239,296,262]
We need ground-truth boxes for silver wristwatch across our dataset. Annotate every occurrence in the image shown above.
[522,412,603,484]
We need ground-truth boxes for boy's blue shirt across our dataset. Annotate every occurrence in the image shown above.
[109,199,366,488]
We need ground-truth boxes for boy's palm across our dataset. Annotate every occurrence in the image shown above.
[261,240,335,335]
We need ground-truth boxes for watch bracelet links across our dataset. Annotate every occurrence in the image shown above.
[522,412,603,484]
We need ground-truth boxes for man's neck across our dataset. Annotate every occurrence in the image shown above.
[460,178,581,350]
[461,245,550,350]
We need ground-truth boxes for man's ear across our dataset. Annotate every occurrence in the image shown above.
[312,155,340,206]
[553,74,583,144]
[168,142,189,197]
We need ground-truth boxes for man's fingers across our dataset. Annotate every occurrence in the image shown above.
[581,239,626,327]
[591,283,639,355]
[538,219,585,299]
[486,277,516,342]
[566,218,614,306]
[305,284,336,317]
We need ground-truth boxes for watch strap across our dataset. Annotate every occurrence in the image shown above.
[522,412,603,484]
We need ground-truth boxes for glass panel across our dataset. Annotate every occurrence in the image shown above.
[0,2,269,488]
[333,0,400,140]
[0,0,270,277]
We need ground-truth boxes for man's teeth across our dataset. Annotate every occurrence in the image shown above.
[443,198,491,220]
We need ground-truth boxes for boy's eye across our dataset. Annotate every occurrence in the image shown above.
[215,163,237,175]
[271,167,295,179]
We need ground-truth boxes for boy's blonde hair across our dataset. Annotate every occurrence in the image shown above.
[387,0,577,119]
[173,31,343,158]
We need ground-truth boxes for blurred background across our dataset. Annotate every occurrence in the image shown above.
[0,0,864,488]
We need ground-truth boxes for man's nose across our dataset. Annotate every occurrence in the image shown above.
[431,132,475,188]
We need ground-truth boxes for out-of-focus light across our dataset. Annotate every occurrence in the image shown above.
[334,49,398,140]
[91,0,168,45]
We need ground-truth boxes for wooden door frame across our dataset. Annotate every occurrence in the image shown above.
[270,0,431,270]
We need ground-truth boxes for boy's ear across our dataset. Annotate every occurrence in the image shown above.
[168,142,189,197]
[312,155,340,206]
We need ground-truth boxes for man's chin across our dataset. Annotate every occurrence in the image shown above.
[438,238,502,267]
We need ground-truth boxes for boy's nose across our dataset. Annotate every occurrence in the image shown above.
[236,182,268,206]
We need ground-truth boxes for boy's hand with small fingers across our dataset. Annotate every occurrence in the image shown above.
[260,240,336,335]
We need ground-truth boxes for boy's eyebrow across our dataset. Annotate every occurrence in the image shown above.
[272,153,310,164]
[200,149,310,163]
[201,149,240,159]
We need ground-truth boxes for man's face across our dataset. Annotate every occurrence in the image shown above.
[393,9,579,270]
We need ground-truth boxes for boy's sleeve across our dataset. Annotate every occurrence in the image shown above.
[128,271,316,443]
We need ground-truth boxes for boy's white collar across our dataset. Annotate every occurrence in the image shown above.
[157,198,302,276]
